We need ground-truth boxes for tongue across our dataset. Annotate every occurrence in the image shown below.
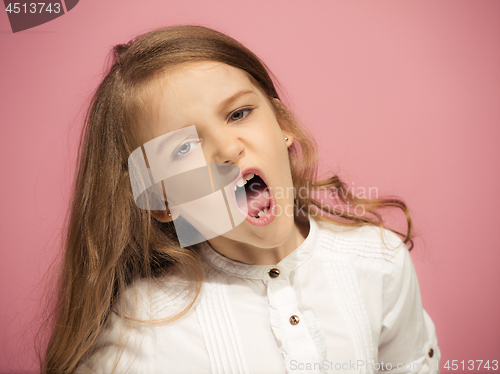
[246,186,270,217]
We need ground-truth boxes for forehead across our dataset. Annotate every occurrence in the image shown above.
[140,61,264,140]
[164,61,254,93]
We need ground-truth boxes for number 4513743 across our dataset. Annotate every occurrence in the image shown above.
[444,360,498,371]
[6,3,62,14]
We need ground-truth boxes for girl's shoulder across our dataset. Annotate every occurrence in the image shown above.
[312,216,407,267]
[311,217,419,310]
[114,273,195,321]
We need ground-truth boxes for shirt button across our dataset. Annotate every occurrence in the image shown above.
[428,348,434,358]
[269,268,280,278]
[289,315,300,325]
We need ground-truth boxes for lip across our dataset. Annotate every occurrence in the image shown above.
[233,167,277,227]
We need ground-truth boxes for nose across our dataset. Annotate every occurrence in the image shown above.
[209,131,245,164]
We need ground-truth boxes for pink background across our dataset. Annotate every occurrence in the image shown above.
[1,1,499,372]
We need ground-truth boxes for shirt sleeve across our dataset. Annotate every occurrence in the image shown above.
[377,239,441,373]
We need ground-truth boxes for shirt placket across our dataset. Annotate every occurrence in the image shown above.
[265,267,323,374]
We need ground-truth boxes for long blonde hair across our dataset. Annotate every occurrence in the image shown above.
[40,25,413,373]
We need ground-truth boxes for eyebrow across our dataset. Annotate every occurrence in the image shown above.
[218,89,256,113]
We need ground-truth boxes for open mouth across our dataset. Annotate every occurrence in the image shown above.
[234,170,276,226]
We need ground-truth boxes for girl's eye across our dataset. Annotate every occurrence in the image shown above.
[229,107,254,122]
[174,141,198,158]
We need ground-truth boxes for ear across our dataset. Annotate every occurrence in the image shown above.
[271,98,294,148]
[151,203,178,223]
[282,130,294,148]
[151,210,173,223]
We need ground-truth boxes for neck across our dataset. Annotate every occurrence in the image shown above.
[207,218,310,266]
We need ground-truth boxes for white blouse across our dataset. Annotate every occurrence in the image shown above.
[79,216,441,374]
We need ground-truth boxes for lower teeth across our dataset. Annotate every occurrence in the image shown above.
[254,206,269,219]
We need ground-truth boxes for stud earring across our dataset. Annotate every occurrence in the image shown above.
[285,137,289,142]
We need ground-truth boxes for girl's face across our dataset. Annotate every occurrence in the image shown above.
[146,61,300,255]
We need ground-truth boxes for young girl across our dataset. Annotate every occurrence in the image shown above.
[41,25,440,374]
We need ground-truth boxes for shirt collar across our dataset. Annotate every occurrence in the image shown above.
[197,215,319,280]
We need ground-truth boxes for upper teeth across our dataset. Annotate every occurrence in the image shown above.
[234,173,257,190]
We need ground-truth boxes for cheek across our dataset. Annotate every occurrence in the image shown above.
[254,120,286,154]
[257,137,289,168]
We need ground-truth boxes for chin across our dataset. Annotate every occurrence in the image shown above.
[246,209,296,248]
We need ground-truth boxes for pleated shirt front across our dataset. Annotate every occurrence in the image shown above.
[79,216,441,374]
